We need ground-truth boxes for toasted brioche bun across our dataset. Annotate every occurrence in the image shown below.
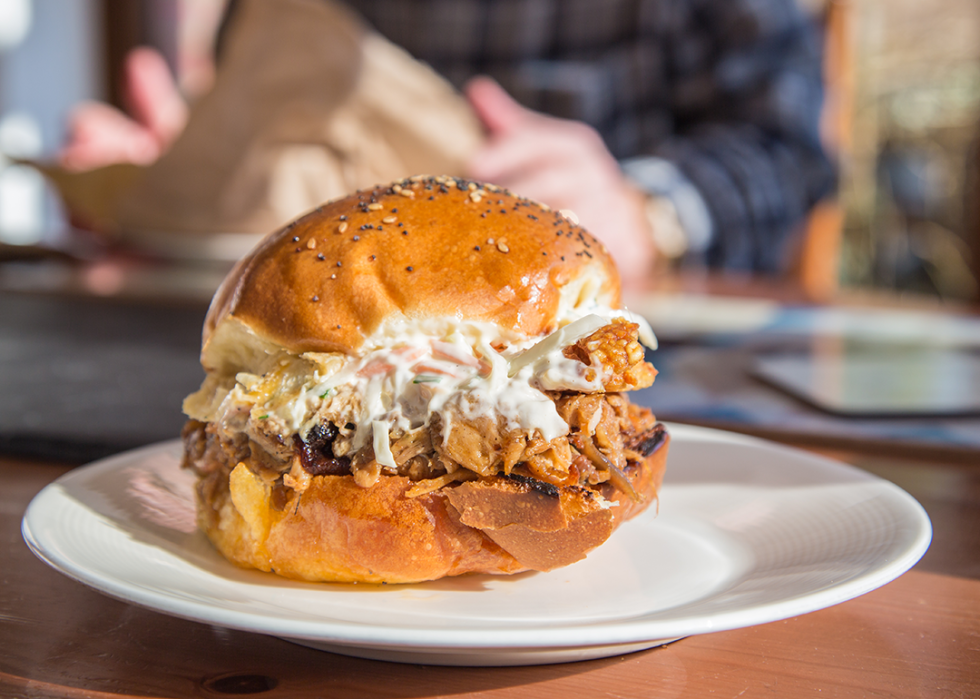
[201,175,619,373]
[194,432,669,584]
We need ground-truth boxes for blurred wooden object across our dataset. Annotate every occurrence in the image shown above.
[795,0,853,300]
[798,199,845,300]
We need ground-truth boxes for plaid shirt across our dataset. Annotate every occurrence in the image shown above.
[342,0,836,272]
[222,0,835,271]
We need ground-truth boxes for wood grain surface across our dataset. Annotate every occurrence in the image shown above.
[2,453,978,699]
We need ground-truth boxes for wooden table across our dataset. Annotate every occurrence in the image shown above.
[1,277,977,697]
[2,450,978,698]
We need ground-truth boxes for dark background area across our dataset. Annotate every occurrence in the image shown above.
[0,292,205,462]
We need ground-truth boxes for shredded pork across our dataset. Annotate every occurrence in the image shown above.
[181,320,664,504]
[563,317,656,391]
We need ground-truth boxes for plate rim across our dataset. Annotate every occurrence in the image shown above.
[22,423,933,653]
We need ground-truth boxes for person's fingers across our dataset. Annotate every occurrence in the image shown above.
[468,120,586,182]
[493,168,581,209]
[469,137,548,183]
[60,131,159,171]
[124,47,188,146]
[60,102,161,170]
[464,76,528,136]
[67,102,137,139]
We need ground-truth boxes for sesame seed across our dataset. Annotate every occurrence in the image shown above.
[338,222,348,233]
[527,214,538,221]
[292,236,300,242]
[382,216,397,224]
[336,325,341,329]
[317,253,325,260]
[312,295,319,302]
[487,238,495,245]
[406,266,414,272]
[367,203,383,211]
[331,274,336,279]
[336,261,342,267]
[353,235,360,241]
[497,242,510,253]
[469,191,482,203]
[370,255,376,260]
[474,245,481,251]
[339,215,348,221]
[468,182,477,191]
[391,208,398,213]
[393,184,402,193]
[400,189,415,198]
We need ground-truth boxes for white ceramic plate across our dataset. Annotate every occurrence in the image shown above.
[22,424,931,666]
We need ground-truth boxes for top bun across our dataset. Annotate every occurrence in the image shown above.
[202,176,620,371]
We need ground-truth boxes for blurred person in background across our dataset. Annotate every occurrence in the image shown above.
[59,0,835,285]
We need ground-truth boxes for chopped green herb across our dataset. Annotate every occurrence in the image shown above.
[258,414,270,420]
[319,389,332,399]
[413,375,442,384]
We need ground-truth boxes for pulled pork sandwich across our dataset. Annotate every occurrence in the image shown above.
[182,175,669,584]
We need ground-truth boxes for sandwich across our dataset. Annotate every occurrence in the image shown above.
[181,175,669,584]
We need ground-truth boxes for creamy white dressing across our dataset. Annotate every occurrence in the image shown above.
[507,315,607,378]
[207,309,657,455]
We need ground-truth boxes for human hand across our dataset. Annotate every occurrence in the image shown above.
[464,76,655,285]
[60,48,187,171]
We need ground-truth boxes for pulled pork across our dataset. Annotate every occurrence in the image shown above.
[563,317,656,391]
[181,319,664,504]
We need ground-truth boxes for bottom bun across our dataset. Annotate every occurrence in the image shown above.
[195,432,670,584]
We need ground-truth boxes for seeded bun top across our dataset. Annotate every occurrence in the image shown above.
[202,176,620,369]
